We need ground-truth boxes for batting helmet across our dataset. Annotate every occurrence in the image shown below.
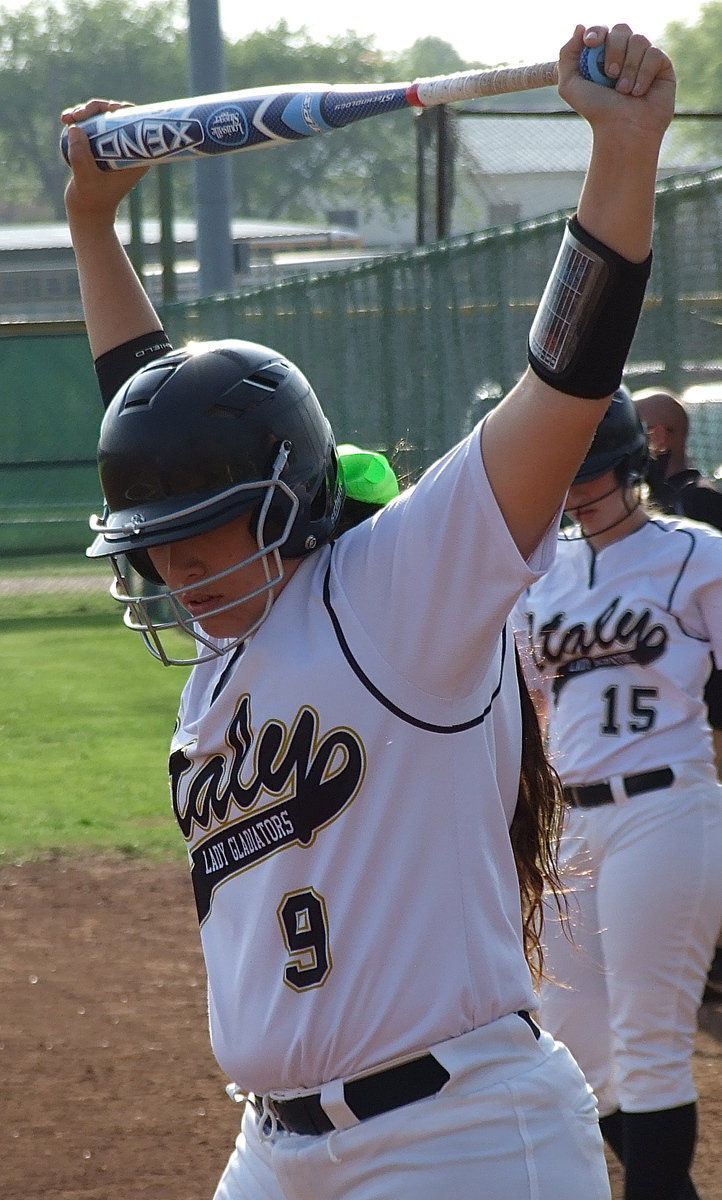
[87,340,344,664]
[573,384,648,485]
[88,340,344,582]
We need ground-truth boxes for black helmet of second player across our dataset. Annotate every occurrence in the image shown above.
[573,384,648,485]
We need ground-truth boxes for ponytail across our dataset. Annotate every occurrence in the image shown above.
[510,645,568,987]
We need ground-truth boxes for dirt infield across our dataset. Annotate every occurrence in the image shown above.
[3,854,721,1200]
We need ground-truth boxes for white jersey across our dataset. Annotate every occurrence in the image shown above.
[169,424,558,1095]
[514,515,722,783]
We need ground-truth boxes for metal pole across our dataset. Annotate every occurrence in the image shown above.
[415,109,431,246]
[158,168,177,304]
[128,185,145,284]
[187,0,235,297]
[435,106,454,240]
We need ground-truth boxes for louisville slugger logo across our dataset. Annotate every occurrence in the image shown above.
[169,695,365,924]
[91,118,204,161]
[207,106,249,146]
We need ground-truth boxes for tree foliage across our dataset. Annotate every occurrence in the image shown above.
[0,0,187,217]
[4,1,721,229]
[663,1,722,110]
[662,2,722,164]
[223,23,414,221]
[0,2,472,225]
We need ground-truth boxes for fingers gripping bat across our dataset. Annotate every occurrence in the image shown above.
[60,45,612,171]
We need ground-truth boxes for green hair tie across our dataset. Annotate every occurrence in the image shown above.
[337,444,400,506]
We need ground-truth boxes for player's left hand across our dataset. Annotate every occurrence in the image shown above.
[62,99,149,220]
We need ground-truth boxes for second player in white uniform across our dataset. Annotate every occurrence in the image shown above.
[514,389,722,1200]
[62,22,676,1200]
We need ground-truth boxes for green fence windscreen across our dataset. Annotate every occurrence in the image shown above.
[2,168,721,557]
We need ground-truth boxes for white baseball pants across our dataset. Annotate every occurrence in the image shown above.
[539,760,722,1117]
[213,1014,611,1200]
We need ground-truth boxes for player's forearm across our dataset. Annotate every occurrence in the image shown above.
[576,129,665,263]
[556,24,675,263]
[63,115,161,360]
[482,378,607,558]
[67,213,162,360]
[481,26,675,558]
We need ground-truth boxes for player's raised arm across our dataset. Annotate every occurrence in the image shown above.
[62,100,162,359]
[482,23,676,559]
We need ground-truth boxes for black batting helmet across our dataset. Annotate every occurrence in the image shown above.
[87,340,344,582]
[573,384,648,485]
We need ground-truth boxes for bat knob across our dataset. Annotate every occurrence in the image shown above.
[579,43,616,88]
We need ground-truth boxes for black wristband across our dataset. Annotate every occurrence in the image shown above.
[528,216,652,399]
[95,330,173,408]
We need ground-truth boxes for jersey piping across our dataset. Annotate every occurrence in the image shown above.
[574,518,696,603]
[322,555,507,734]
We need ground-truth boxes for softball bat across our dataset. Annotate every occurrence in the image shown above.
[60,45,613,171]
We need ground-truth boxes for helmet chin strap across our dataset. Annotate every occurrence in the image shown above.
[563,478,644,542]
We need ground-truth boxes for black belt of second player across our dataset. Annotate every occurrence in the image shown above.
[563,766,674,809]
[251,1011,540,1135]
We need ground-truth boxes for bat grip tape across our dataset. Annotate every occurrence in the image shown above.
[528,215,652,399]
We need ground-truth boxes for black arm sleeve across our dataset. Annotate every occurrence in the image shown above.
[95,330,174,408]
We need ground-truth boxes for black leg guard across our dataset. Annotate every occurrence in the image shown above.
[622,1103,700,1200]
[675,1179,702,1200]
[599,1109,625,1162]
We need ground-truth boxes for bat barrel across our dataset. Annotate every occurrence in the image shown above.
[59,84,412,170]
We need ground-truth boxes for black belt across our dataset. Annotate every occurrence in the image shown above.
[563,766,674,809]
[251,1011,540,1135]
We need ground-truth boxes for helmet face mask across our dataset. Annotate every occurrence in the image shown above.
[103,453,298,665]
[88,341,344,663]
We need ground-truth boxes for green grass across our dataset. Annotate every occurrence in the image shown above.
[0,552,106,576]
[0,588,116,621]
[0,607,192,861]
[0,552,114,620]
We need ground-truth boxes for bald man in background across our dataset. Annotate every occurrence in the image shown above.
[633,387,722,527]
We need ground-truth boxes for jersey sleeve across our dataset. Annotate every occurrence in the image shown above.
[95,330,173,408]
[332,420,561,699]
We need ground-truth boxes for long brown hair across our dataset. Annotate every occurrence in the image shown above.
[511,644,567,987]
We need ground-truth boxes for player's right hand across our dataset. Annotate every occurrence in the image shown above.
[62,99,150,220]
[558,24,676,141]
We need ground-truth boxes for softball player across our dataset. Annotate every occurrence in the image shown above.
[633,385,722,776]
[633,386,722,1005]
[62,24,675,1200]
[514,388,722,1200]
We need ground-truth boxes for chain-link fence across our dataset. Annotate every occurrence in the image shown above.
[2,164,721,575]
